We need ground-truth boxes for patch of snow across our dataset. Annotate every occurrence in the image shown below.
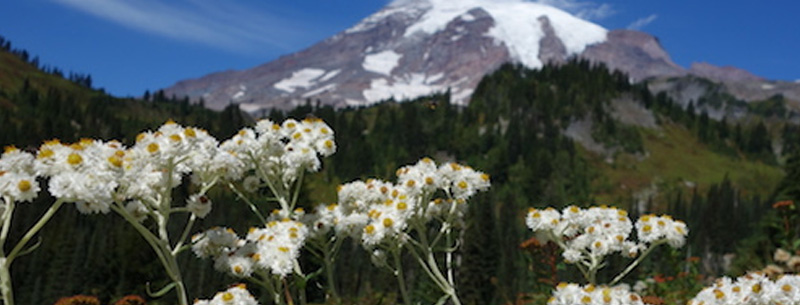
[239,103,265,113]
[365,46,374,53]
[451,35,463,41]
[302,84,337,98]
[427,72,444,83]
[363,50,403,76]
[461,12,475,22]
[403,0,606,69]
[452,88,474,105]
[231,84,247,100]
[345,99,366,106]
[318,70,341,83]
[273,68,326,93]
[363,73,445,103]
[795,79,800,84]
[761,83,776,90]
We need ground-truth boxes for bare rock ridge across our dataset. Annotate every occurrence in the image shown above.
[580,29,685,81]
[162,0,798,113]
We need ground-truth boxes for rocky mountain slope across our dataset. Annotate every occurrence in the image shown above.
[163,0,800,114]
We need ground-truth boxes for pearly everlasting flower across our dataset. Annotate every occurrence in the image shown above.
[335,158,490,262]
[221,118,336,192]
[186,194,212,218]
[437,162,490,200]
[689,273,800,305]
[33,139,124,213]
[192,227,241,259]
[0,147,40,203]
[526,205,686,269]
[247,219,308,276]
[526,207,562,232]
[635,214,687,247]
[548,283,644,305]
[194,284,259,305]
[124,200,149,223]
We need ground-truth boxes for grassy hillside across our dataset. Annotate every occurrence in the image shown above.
[591,123,783,206]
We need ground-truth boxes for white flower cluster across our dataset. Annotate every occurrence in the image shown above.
[547,283,644,305]
[193,284,259,305]
[635,214,688,248]
[689,273,800,305]
[192,219,308,278]
[334,158,490,248]
[525,206,687,264]
[0,147,39,203]
[220,118,335,187]
[27,121,221,215]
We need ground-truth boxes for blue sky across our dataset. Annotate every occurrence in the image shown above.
[1,0,798,97]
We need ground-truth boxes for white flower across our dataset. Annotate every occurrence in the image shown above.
[197,284,259,305]
[548,283,644,305]
[192,227,241,259]
[124,200,149,222]
[247,220,308,277]
[526,207,561,232]
[242,175,261,193]
[187,193,212,218]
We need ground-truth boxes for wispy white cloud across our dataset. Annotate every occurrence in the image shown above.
[533,0,615,20]
[627,14,658,30]
[52,0,305,52]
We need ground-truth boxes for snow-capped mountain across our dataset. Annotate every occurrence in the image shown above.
[162,0,797,112]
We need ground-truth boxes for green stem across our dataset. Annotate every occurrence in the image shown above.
[0,197,15,305]
[413,222,462,305]
[112,203,188,305]
[0,198,16,251]
[227,183,268,225]
[172,214,196,256]
[7,199,65,264]
[0,259,12,305]
[323,238,340,301]
[391,248,412,305]
[609,240,666,286]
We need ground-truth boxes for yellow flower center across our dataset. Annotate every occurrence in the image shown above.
[222,292,234,302]
[67,153,83,165]
[17,180,32,192]
[108,156,123,168]
[457,181,468,189]
[365,225,375,234]
[147,143,159,153]
[383,218,394,227]
[38,149,54,159]
[184,128,196,137]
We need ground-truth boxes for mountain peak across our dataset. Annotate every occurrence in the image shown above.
[170,1,763,113]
